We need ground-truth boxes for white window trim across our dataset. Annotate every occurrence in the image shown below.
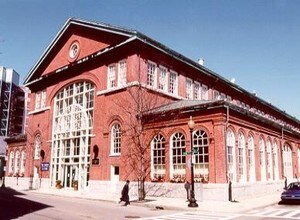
[147,61,157,88]
[110,123,121,156]
[185,77,193,100]
[259,138,266,181]
[107,64,116,89]
[227,129,236,182]
[248,135,256,182]
[169,71,178,95]
[118,59,127,87]
[158,65,168,92]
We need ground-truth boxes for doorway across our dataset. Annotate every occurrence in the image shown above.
[64,165,78,188]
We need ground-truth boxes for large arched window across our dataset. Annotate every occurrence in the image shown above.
[52,81,95,190]
[110,123,121,155]
[151,134,166,181]
[227,129,236,182]
[170,132,186,181]
[34,134,41,159]
[283,143,293,179]
[238,132,246,182]
[248,134,256,182]
[259,137,266,181]
[193,129,209,181]
[266,139,273,180]
[273,142,279,180]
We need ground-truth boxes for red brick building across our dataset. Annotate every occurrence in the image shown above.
[5,18,300,200]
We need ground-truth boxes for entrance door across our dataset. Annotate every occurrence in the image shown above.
[64,165,78,188]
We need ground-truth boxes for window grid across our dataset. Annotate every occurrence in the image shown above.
[169,72,178,94]
[14,151,20,174]
[283,144,293,179]
[158,66,167,91]
[34,134,41,159]
[108,65,116,89]
[35,92,41,110]
[248,135,255,181]
[147,62,156,87]
[238,133,245,182]
[111,123,121,155]
[202,85,208,100]
[193,130,209,180]
[152,134,166,180]
[171,132,186,177]
[266,140,273,179]
[194,82,201,100]
[259,138,266,181]
[227,129,235,182]
[118,60,127,86]
[52,81,95,190]
[186,78,193,100]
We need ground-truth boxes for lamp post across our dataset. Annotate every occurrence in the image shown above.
[187,116,198,207]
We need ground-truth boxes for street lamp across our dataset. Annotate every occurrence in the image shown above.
[187,116,198,207]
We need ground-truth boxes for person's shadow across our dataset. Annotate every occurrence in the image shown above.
[0,187,51,220]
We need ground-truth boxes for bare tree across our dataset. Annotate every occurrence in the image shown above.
[110,81,170,201]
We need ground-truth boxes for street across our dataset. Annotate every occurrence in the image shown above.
[0,187,174,220]
[0,187,300,220]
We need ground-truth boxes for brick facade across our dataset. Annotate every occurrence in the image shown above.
[5,18,300,200]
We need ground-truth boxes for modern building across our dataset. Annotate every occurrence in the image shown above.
[0,66,25,179]
[5,18,300,201]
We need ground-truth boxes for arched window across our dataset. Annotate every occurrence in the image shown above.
[237,132,246,182]
[34,134,41,159]
[14,151,20,174]
[227,129,236,182]
[273,142,279,180]
[248,134,256,182]
[20,150,26,175]
[151,134,166,181]
[283,143,293,179]
[193,129,209,181]
[259,137,266,181]
[9,151,14,175]
[266,139,273,180]
[110,123,121,155]
[170,132,186,181]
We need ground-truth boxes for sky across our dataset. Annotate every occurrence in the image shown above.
[0,0,299,118]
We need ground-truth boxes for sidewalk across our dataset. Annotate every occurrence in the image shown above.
[25,187,281,213]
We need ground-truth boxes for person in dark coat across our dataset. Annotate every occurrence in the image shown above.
[119,180,130,206]
[184,181,191,201]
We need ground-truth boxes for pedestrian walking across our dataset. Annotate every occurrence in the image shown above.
[184,181,191,201]
[119,180,130,206]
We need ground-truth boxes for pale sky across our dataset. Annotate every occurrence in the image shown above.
[0,0,299,118]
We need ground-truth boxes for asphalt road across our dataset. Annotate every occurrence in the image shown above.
[1,186,300,220]
[0,187,175,220]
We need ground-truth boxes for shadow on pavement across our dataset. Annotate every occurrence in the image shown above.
[0,187,52,220]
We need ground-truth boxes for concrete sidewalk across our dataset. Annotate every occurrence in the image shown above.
[23,187,281,213]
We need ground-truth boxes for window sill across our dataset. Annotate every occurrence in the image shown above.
[109,153,121,157]
[28,106,51,115]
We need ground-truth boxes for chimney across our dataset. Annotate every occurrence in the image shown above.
[198,58,205,66]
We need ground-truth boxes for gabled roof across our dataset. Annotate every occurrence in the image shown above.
[23,17,300,126]
[23,17,137,85]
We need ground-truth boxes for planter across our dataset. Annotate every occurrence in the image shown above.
[73,180,78,191]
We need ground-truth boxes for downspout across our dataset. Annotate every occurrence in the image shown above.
[224,104,232,201]
[281,127,287,187]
